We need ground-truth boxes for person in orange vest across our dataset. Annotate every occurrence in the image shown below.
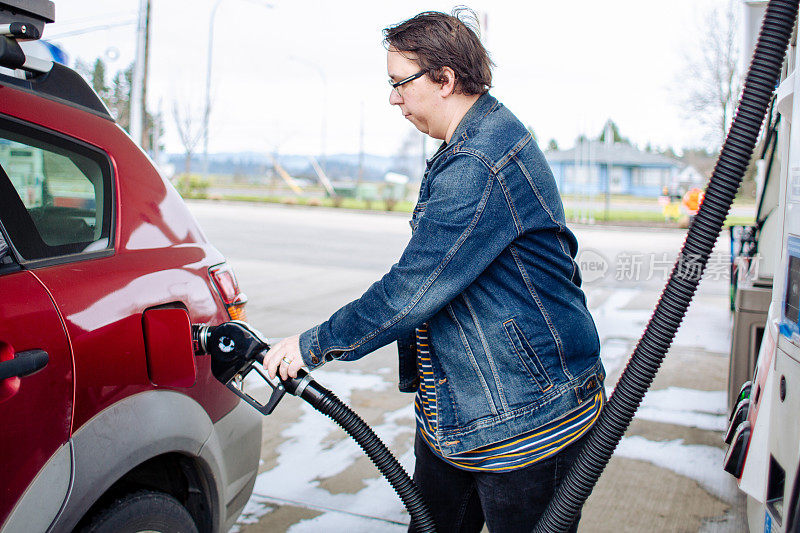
[683,187,705,216]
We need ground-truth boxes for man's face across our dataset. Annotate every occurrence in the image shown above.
[387,47,445,139]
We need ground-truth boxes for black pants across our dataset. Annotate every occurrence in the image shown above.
[409,431,585,533]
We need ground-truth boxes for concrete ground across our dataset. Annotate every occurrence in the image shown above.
[189,201,746,533]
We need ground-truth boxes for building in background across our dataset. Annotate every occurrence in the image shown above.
[545,140,684,197]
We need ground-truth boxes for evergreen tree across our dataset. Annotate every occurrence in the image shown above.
[597,119,631,145]
[75,58,161,155]
[108,66,132,131]
[91,58,109,102]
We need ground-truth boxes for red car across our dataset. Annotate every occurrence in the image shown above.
[0,3,261,532]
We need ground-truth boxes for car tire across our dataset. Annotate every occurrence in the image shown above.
[79,490,198,533]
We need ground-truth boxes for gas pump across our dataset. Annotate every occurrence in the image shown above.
[723,1,800,530]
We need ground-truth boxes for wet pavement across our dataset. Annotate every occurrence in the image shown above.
[190,201,745,532]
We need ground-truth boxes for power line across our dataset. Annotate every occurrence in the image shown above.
[47,20,136,40]
[52,11,137,27]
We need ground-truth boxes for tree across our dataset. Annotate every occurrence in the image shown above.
[172,101,203,175]
[107,66,132,131]
[392,128,424,179]
[73,58,90,80]
[145,105,165,158]
[90,58,109,101]
[547,139,559,151]
[75,58,161,156]
[680,147,716,177]
[680,0,740,149]
[596,119,631,145]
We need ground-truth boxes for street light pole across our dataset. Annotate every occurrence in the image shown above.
[130,0,149,148]
[202,0,224,178]
[290,57,327,175]
[203,0,272,178]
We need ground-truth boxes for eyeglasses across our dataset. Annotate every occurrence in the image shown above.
[389,69,426,96]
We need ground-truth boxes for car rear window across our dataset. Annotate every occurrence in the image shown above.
[0,117,113,262]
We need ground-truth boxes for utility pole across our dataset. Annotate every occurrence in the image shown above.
[357,101,364,185]
[153,98,163,165]
[130,0,149,148]
[141,0,151,151]
[604,119,613,221]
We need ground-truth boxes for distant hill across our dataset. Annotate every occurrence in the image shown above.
[167,152,405,182]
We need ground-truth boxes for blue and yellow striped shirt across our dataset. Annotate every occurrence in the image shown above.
[414,325,603,472]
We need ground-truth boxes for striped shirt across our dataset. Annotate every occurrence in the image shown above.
[414,324,603,472]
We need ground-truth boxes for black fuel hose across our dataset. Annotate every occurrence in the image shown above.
[281,368,437,533]
[533,2,799,531]
[197,321,436,531]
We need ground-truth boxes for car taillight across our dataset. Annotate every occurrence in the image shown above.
[209,263,248,321]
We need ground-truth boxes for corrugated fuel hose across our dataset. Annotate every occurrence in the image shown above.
[533,1,799,531]
[282,368,438,533]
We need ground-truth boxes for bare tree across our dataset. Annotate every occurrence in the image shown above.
[680,1,740,149]
[172,102,203,175]
[394,129,425,179]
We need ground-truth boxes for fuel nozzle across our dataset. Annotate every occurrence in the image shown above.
[193,321,287,415]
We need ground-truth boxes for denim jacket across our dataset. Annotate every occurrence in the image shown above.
[300,93,603,456]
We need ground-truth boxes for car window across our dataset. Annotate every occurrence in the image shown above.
[0,118,113,262]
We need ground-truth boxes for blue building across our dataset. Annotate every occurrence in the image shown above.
[545,141,682,197]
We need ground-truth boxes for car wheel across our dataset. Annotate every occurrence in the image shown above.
[79,490,198,533]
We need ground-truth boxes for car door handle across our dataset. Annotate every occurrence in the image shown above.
[0,349,49,380]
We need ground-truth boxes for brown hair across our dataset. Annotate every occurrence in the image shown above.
[383,8,493,96]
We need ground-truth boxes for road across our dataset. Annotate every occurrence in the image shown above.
[189,200,745,533]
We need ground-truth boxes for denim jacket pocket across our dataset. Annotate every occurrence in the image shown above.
[502,318,554,392]
[409,200,428,233]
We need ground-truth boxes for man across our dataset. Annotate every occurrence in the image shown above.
[265,10,604,532]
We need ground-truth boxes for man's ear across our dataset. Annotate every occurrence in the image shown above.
[439,67,457,97]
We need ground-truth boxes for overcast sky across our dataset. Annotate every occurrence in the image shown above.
[46,0,729,158]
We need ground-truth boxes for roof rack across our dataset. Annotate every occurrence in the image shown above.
[0,1,53,40]
[0,1,113,120]
[0,0,54,73]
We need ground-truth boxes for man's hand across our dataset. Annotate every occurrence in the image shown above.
[264,334,304,380]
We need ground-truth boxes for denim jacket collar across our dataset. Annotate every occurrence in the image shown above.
[428,92,499,167]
